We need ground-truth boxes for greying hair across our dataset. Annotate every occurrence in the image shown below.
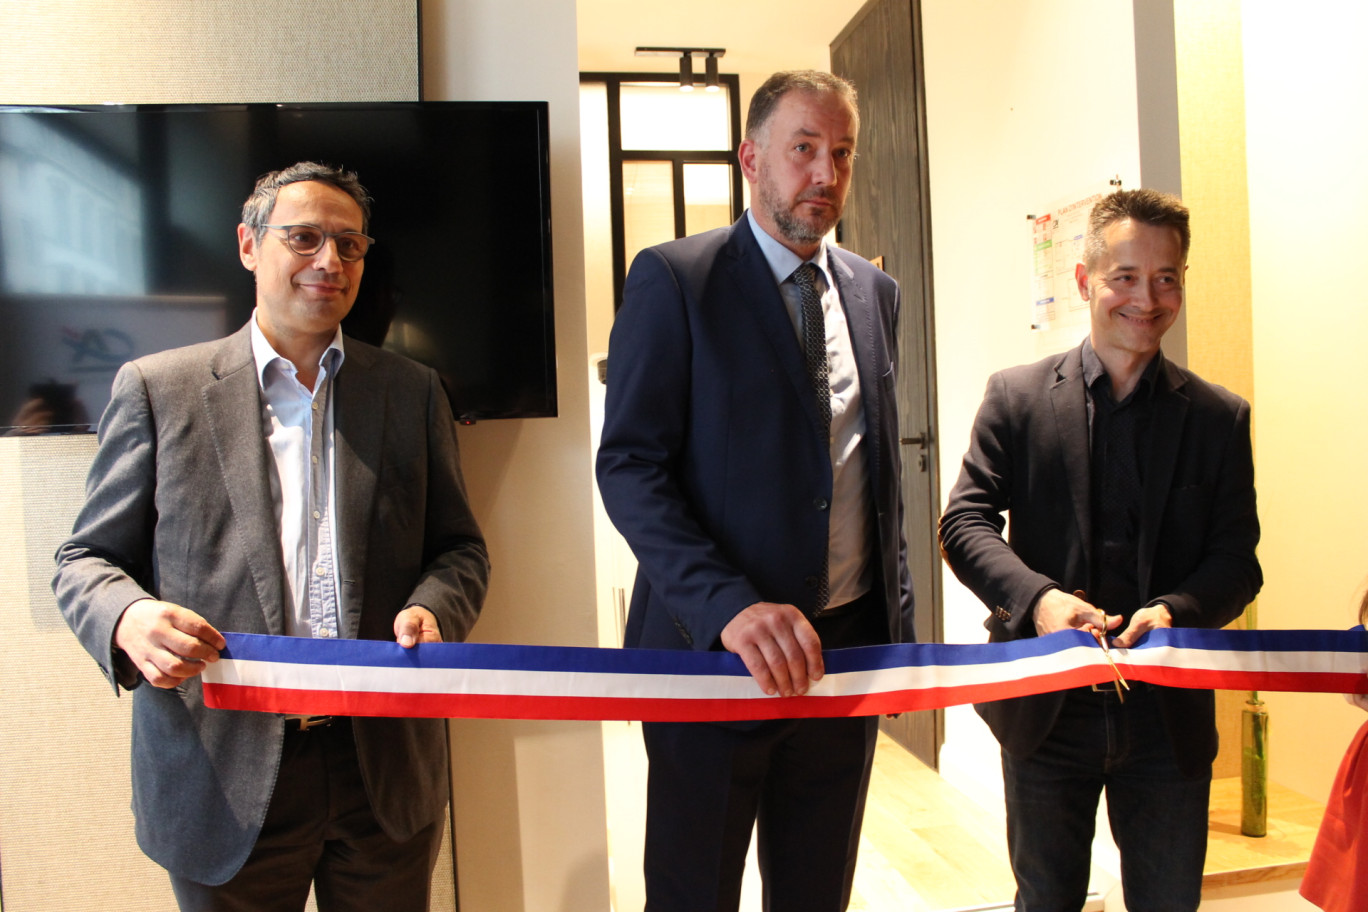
[745,70,859,143]
[1084,188,1190,268]
[240,161,372,242]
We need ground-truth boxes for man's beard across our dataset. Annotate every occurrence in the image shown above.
[758,170,841,246]
[774,204,834,245]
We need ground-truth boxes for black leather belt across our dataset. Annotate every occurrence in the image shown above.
[813,588,879,619]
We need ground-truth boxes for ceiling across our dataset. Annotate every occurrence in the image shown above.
[576,0,872,79]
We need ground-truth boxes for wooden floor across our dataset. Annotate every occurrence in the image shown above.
[849,734,1017,911]
[1204,776,1324,889]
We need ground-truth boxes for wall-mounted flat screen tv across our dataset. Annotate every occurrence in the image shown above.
[0,102,556,431]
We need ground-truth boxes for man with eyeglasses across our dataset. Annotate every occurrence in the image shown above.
[53,161,489,911]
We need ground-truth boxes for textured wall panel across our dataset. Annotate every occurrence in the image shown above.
[0,436,178,911]
[0,399,454,912]
[0,0,418,103]
[0,4,456,908]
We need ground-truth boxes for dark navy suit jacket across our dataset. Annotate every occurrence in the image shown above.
[597,215,915,655]
[939,343,1262,773]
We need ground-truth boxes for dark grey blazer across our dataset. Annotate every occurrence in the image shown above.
[53,323,489,885]
[939,343,1261,774]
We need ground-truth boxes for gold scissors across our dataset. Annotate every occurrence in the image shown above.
[1092,626,1130,701]
[1076,593,1128,699]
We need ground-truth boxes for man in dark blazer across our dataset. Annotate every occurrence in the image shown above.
[940,189,1261,912]
[597,71,915,912]
[53,162,489,911]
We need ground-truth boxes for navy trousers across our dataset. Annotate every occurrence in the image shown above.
[641,598,888,912]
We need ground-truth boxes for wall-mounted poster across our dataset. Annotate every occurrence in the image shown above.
[1030,183,1116,332]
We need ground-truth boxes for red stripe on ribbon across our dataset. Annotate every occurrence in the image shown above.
[205,668,1116,721]
[1121,667,1367,693]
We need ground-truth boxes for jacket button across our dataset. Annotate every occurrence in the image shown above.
[804,575,820,589]
[813,498,829,511]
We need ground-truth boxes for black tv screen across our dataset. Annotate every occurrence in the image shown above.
[0,102,557,430]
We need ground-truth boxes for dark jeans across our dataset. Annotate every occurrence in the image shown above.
[1002,684,1211,912]
[169,719,443,912]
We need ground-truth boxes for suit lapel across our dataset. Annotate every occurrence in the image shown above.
[722,221,828,438]
[203,326,288,634]
[1049,347,1093,566]
[830,253,883,483]
[1137,357,1189,597]
[333,342,383,640]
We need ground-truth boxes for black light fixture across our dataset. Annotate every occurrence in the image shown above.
[635,47,726,92]
[704,51,720,92]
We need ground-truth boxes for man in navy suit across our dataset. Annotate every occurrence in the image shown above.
[940,189,1262,911]
[597,70,915,912]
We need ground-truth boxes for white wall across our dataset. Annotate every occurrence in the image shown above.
[1243,2,1368,803]
[921,0,1142,802]
[420,2,612,910]
[923,3,1368,902]
[294,0,1368,904]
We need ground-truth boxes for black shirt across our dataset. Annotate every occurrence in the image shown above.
[1081,339,1162,618]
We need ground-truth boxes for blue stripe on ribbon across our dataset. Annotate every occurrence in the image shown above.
[1143,627,1368,653]
[217,627,1368,676]
[220,632,754,675]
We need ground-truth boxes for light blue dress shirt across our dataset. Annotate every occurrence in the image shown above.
[744,210,873,608]
[249,313,344,639]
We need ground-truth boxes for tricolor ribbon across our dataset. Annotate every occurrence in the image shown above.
[201,628,1368,722]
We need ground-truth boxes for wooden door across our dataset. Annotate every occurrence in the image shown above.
[831,0,943,768]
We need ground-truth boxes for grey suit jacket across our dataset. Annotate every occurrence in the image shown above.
[53,323,489,884]
[939,343,1261,773]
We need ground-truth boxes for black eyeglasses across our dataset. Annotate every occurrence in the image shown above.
[262,224,375,262]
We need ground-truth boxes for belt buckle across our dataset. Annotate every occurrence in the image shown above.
[1091,681,1142,695]
[295,715,334,731]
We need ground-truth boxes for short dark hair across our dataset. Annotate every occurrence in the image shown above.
[240,161,372,243]
[1084,188,1190,268]
[744,70,859,142]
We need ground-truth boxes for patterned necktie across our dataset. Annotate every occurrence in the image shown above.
[792,263,832,439]
[791,262,830,611]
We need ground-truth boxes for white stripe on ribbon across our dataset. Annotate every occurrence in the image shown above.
[200,628,1368,722]
[208,643,1099,701]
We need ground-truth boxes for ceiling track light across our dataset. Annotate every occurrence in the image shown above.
[635,46,727,92]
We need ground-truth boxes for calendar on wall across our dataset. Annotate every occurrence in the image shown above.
[1029,182,1117,332]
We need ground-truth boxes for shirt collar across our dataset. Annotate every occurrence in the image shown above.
[745,209,835,291]
[249,309,346,389]
[1081,337,1162,402]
